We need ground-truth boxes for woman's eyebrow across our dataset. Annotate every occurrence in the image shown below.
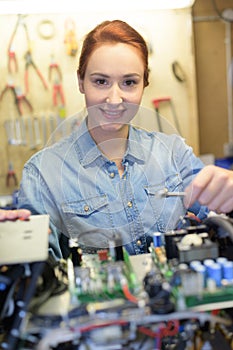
[90,72,141,78]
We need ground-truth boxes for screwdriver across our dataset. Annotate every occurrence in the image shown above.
[156,188,186,198]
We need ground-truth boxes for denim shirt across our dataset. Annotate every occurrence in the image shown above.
[18,118,208,260]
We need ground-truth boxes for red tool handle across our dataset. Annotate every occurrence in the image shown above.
[152,97,171,109]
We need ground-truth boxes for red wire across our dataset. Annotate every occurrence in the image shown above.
[121,283,138,304]
[72,319,128,333]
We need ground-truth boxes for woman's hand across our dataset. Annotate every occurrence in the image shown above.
[184,165,233,213]
[0,209,31,221]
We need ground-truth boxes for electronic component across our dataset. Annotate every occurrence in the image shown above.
[1,213,233,350]
[0,215,49,264]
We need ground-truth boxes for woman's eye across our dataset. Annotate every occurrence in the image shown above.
[124,80,136,86]
[96,79,107,85]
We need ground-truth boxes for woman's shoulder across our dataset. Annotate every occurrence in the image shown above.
[131,125,185,146]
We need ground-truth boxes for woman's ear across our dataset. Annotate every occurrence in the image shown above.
[77,72,85,94]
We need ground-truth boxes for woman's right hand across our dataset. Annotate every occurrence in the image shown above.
[0,209,31,221]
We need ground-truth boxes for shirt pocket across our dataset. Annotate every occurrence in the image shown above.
[61,195,114,248]
[144,173,185,232]
[62,195,108,216]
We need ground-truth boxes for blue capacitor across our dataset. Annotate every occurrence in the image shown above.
[153,232,162,247]
[208,263,222,287]
[216,257,228,279]
[216,257,228,266]
[203,259,215,274]
[222,261,233,281]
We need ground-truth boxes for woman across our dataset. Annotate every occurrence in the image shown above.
[15,20,233,259]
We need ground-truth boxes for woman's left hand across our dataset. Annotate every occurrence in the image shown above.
[184,165,233,213]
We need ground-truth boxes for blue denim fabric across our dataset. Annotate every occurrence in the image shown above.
[18,118,208,260]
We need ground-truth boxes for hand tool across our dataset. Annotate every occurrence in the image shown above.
[152,97,182,136]
[4,120,17,145]
[64,18,78,56]
[156,188,186,198]
[14,86,33,116]
[8,45,18,73]
[0,79,17,102]
[33,117,41,147]
[24,50,49,93]
[6,162,18,187]
[52,81,65,106]
[48,57,62,82]
[7,15,29,73]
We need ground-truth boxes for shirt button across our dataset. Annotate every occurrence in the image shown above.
[84,205,89,212]
[109,172,115,178]
[136,240,142,246]
[127,201,133,208]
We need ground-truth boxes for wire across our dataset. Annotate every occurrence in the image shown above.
[211,0,233,23]
[121,282,139,304]
[203,214,233,243]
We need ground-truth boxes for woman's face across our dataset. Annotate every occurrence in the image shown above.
[78,43,145,136]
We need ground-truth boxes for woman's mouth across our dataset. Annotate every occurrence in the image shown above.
[101,108,126,120]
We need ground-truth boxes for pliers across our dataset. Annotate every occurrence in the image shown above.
[8,45,18,73]
[14,86,33,116]
[6,162,18,187]
[0,80,16,101]
[24,50,48,93]
[49,60,62,82]
[52,81,65,106]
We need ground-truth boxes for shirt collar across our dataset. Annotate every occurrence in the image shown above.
[74,118,145,167]
[126,126,146,164]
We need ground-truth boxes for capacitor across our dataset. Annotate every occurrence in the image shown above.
[208,263,221,287]
[189,260,202,270]
[222,261,233,281]
[203,259,214,274]
[193,264,206,288]
[153,232,162,247]
[216,257,228,265]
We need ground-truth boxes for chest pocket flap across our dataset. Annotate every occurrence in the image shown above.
[62,195,108,216]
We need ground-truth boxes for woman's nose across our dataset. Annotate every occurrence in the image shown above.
[106,86,123,104]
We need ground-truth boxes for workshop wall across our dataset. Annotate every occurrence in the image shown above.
[0,9,199,197]
[193,0,233,159]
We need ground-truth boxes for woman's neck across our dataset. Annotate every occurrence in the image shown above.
[88,124,129,161]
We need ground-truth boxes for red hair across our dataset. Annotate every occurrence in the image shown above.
[77,20,149,87]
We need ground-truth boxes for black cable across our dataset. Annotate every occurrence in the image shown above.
[203,215,233,243]
[211,0,233,23]
[1,262,45,350]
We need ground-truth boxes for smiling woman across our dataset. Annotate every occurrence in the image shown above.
[14,19,233,260]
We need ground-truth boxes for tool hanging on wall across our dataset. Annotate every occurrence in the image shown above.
[64,18,78,56]
[6,162,18,188]
[14,86,33,116]
[37,19,56,40]
[48,56,62,82]
[0,79,17,102]
[152,97,182,136]
[0,80,33,116]
[49,56,66,118]
[7,14,29,74]
[24,50,49,94]
[171,61,186,83]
